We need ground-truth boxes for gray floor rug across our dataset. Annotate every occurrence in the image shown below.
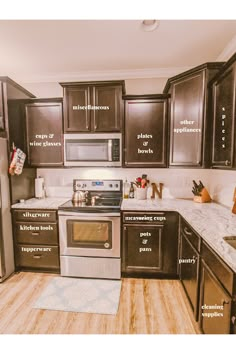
[33,277,122,315]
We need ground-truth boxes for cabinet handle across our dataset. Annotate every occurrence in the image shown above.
[124,226,127,231]
[222,299,230,306]
[183,227,192,236]
[225,160,231,166]
[33,254,42,259]
[31,232,40,236]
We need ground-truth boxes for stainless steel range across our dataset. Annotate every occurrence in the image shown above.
[58,179,122,279]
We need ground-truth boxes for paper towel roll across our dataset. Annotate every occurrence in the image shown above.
[35,177,45,199]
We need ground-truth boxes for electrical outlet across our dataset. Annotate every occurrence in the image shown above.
[233,187,236,202]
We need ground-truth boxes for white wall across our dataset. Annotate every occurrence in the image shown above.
[21,78,168,98]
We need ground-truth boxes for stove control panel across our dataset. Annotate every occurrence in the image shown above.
[73,179,122,192]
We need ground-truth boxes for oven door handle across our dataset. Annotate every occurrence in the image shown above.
[58,211,121,218]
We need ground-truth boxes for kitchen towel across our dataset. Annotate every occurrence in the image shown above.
[33,277,122,315]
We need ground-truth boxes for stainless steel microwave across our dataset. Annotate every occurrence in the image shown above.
[64,133,122,167]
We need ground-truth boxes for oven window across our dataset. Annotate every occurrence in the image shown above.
[67,220,112,249]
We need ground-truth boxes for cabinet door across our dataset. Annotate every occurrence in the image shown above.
[0,81,4,131]
[92,86,122,132]
[122,224,163,274]
[25,102,63,166]
[179,232,199,320]
[211,64,236,168]
[199,260,231,334]
[169,71,205,166]
[124,99,167,167]
[63,86,90,132]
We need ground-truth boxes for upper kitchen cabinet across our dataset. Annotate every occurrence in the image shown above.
[163,63,223,168]
[0,76,35,139]
[0,82,4,132]
[210,53,236,169]
[60,81,125,133]
[123,94,169,168]
[25,99,63,166]
[8,98,63,167]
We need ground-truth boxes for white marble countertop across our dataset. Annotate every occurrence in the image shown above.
[121,198,236,273]
[11,197,70,210]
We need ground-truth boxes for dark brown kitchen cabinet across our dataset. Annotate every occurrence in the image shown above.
[93,85,123,131]
[12,209,60,273]
[210,53,236,169]
[123,224,164,273]
[163,63,223,167]
[122,212,178,277]
[199,241,236,334]
[25,100,63,166]
[199,260,231,334]
[0,81,4,131]
[61,86,90,132]
[1,76,35,140]
[123,95,168,167]
[60,81,125,133]
[179,218,201,320]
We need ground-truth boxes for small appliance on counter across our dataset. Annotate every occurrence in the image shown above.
[35,176,45,199]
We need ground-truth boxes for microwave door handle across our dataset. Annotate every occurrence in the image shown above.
[108,140,112,161]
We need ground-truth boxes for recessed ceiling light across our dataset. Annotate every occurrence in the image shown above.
[141,20,160,32]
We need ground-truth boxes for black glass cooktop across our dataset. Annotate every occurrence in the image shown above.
[58,198,121,213]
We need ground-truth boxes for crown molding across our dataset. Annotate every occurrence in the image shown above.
[217,34,236,61]
[13,66,193,84]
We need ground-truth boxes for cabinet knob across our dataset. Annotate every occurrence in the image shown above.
[225,160,231,166]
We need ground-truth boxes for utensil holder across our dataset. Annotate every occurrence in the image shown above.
[136,188,147,200]
[193,187,211,203]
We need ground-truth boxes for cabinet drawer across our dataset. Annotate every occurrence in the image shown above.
[181,218,200,252]
[201,241,234,295]
[123,212,166,224]
[15,222,58,245]
[14,210,57,222]
[15,245,60,270]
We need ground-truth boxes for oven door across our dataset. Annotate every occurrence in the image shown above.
[59,212,120,258]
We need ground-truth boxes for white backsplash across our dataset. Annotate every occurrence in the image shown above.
[37,167,236,208]
[37,167,211,199]
[208,169,236,208]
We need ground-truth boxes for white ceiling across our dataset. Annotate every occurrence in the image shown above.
[0,19,236,83]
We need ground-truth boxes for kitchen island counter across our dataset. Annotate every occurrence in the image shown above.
[121,198,236,272]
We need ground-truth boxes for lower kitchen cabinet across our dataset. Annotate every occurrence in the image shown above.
[179,218,201,320]
[199,259,232,334]
[122,211,178,277]
[12,209,60,273]
[199,241,236,334]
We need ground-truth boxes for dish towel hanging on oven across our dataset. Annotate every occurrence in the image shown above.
[9,144,26,176]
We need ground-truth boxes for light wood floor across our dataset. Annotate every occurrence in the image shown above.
[0,272,200,334]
